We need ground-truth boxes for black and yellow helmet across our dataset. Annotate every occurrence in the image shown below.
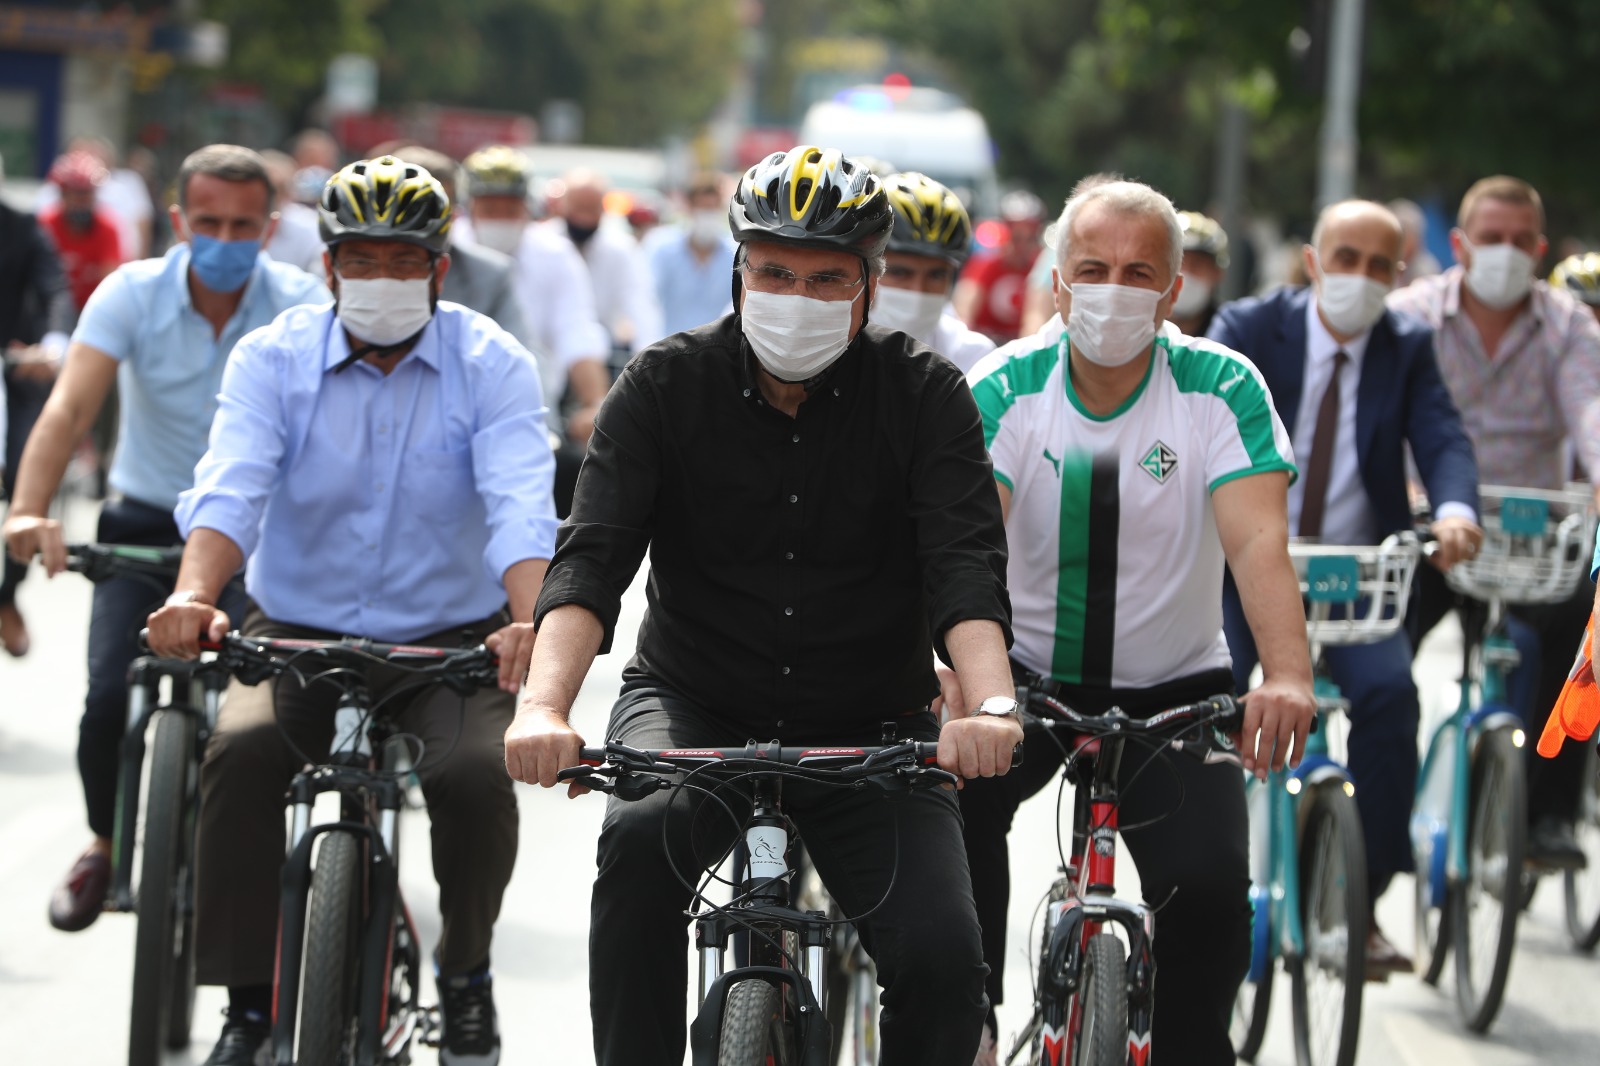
[462,145,531,199]
[729,145,893,259]
[882,171,973,267]
[1178,211,1230,268]
[1550,252,1600,306]
[318,156,451,254]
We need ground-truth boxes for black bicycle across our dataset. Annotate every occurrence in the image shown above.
[560,732,965,1065]
[192,631,500,1066]
[64,543,223,1066]
[1003,685,1242,1066]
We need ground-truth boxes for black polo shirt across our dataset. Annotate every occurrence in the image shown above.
[535,314,1011,736]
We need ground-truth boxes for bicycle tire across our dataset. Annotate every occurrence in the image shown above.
[718,978,796,1066]
[1450,726,1526,1032]
[1413,848,1451,986]
[1073,933,1126,1066]
[1231,962,1272,1061]
[297,831,364,1066]
[128,709,197,1066]
[1289,781,1367,1066]
[1563,743,1600,951]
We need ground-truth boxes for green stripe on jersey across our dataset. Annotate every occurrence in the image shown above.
[1051,449,1095,682]
[1162,336,1290,477]
[970,341,1060,449]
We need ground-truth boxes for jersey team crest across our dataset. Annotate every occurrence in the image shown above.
[1138,441,1177,483]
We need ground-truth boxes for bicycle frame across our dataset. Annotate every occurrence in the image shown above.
[109,656,226,912]
[688,773,835,1066]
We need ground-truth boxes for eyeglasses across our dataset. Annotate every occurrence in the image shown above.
[741,261,865,301]
[334,253,436,281]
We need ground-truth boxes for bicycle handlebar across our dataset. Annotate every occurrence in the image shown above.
[138,630,500,695]
[557,739,963,799]
[65,542,185,582]
[1021,690,1243,735]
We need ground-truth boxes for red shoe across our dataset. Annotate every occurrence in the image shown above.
[48,849,111,932]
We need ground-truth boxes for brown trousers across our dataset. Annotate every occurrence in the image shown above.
[194,607,518,987]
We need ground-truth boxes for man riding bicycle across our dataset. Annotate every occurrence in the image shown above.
[2,144,329,935]
[959,176,1316,1065]
[504,144,1022,1066]
[146,156,558,1066]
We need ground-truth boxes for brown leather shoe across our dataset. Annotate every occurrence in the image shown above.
[0,602,29,657]
[48,849,111,932]
[1365,925,1413,982]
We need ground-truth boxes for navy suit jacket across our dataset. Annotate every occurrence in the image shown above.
[1207,285,1478,536]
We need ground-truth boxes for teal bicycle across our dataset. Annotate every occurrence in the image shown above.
[1233,533,1421,1066]
[1411,483,1596,1032]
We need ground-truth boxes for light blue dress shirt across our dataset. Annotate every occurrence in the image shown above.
[176,301,559,642]
[649,229,737,337]
[73,244,331,510]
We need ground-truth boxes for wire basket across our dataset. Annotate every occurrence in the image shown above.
[1443,484,1596,606]
[1289,534,1421,646]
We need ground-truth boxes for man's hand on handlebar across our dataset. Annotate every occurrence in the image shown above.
[2,514,66,575]
[1235,676,1316,781]
[504,703,587,796]
[145,598,230,660]
[1429,514,1484,571]
[485,621,537,694]
[937,712,1024,783]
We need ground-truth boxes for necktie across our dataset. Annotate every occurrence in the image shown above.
[1297,351,1347,539]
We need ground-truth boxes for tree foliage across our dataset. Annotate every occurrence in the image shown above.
[854,0,1600,237]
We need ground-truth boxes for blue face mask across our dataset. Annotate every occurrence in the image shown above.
[188,232,262,292]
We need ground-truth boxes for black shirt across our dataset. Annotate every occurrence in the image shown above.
[534,314,1012,736]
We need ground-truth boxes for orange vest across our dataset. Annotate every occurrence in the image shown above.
[1537,619,1600,757]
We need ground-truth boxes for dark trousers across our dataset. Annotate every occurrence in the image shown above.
[1223,577,1419,903]
[1,370,50,607]
[1412,564,1595,823]
[194,608,518,987]
[78,497,247,839]
[959,667,1248,1066]
[588,682,989,1066]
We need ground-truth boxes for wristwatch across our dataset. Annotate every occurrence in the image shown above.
[969,695,1021,721]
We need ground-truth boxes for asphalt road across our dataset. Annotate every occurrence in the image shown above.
[2,497,1597,1064]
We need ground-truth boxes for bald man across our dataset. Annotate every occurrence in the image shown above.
[1208,199,1482,978]
[551,168,663,370]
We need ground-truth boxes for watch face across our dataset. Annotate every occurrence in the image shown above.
[978,697,1019,716]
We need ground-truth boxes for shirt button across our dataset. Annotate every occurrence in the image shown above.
[375,482,385,493]
[775,719,785,728]
[367,544,376,552]
[789,494,798,503]
[784,551,794,561]
[784,606,794,616]
[832,387,840,396]
[791,434,800,443]
[364,598,374,607]
[742,388,752,398]
[781,666,791,675]
[377,424,388,435]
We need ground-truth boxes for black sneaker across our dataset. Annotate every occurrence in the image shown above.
[438,969,501,1065]
[202,1009,270,1066]
[1528,816,1587,871]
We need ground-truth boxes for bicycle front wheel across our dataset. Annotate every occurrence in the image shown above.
[128,708,199,1066]
[1450,726,1526,1032]
[718,978,797,1066]
[297,831,364,1066]
[1073,933,1127,1066]
[1289,781,1367,1066]
[1564,742,1600,951]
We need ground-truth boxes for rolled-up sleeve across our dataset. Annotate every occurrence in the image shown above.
[173,332,287,558]
[471,337,560,582]
[910,368,1013,659]
[533,367,658,651]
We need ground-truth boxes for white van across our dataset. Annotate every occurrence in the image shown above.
[797,86,1000,219]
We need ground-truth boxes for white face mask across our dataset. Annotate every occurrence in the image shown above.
[474,219,525,256]
[1169,276,1212,319]
[1314,256,1391,336]
[687,209,726,247]
[337,277,435,347]
[1066,281,1170,367]
[872,286,946,345]
[1463,239,1535,309]
[741,287,861,383]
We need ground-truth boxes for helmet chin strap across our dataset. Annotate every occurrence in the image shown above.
[331,328,428,373]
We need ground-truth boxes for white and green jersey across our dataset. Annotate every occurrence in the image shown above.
[968,327,1295,688]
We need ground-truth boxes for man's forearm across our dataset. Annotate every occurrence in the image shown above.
[943,618,1015,710]
[1234,540,1313,686]
[173,528,245,604]
[503,557,550,623]
[519,603,605,721]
